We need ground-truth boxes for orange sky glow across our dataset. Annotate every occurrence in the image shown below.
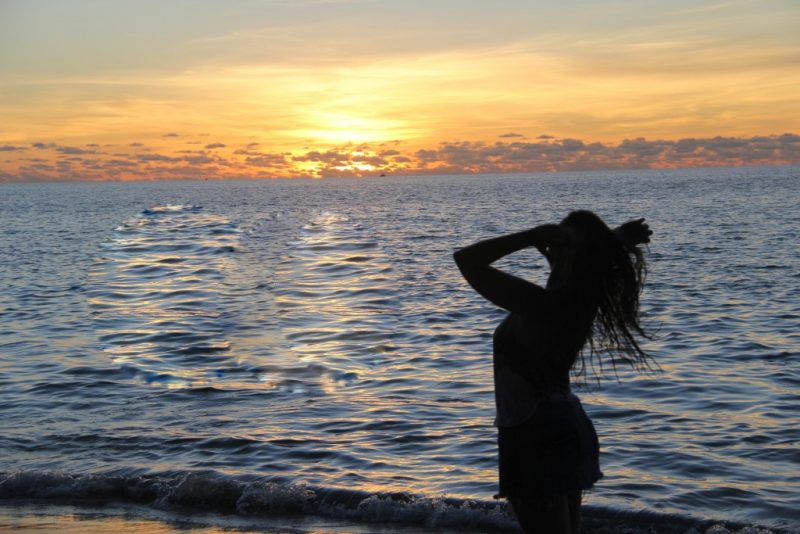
[1,0,799,181]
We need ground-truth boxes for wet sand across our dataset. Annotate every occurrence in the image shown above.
[0,503,473,534]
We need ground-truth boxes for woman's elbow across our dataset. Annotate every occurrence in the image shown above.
[453,248,471,269]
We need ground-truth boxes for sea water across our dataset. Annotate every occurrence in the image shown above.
[1,167,798,532]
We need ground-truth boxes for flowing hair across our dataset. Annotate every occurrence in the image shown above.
[561,211,654,379]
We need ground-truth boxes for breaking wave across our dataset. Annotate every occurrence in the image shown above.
[0,470,785,533]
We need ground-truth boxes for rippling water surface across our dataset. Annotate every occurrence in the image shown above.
[1,168,798,532]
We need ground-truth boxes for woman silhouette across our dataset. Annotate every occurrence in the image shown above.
[454,211,652,534]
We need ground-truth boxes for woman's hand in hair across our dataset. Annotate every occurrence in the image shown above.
[615,218,652,247]
[533,224,569,263]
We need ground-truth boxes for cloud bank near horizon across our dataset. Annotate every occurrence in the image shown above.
[1,133,798,182]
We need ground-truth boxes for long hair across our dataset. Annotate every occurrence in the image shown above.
[561,210,653,378]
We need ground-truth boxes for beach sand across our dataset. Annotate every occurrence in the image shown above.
[0,503,475,534]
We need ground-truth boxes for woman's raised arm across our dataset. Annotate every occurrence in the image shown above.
[453,224,564,315]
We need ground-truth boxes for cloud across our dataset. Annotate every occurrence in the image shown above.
[293,150,350,164]
[129,142,145,147]
[56,146,97,155]
[351,154,388,166]
[0,145,25,152]
[561,138,585,151]
[205,142,227,149]
[134,153,181,162]
[23,143,98,155]
[233,148,263,156]
[414,149,439,162]
[26,163,55,171]
[413,134,800,173]
[537,134,555,140]
[245,153,290,167]
[499,132,525,138]
[104,159,138,168]
[163,132,180,137]
[288,146,403,177]
[182,154,216,165]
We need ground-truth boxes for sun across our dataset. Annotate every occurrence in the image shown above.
[297,112,402,144]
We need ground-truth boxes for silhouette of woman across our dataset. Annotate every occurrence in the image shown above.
[454,211,652,534]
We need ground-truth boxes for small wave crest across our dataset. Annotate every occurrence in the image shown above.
[0,471,783,533]
[142,204,202,215]
[0,470,513,530]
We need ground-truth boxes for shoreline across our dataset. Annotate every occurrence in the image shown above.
[0,499,789,534]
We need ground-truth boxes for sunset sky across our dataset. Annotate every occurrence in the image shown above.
[1,0,799,180]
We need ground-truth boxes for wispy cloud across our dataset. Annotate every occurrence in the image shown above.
[55,146,98,155]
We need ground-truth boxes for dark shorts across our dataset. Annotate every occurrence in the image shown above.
[497,394,603,499]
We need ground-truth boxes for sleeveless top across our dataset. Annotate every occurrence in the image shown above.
[492,313,572,428]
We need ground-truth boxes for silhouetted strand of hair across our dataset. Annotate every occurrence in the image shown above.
[561,210,654,380]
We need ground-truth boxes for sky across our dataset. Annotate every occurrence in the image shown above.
[1,0,799,180]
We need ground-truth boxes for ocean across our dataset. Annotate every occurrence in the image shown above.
[1,167,798,533]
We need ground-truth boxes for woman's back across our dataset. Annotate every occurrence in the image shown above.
[492,309,586,427]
